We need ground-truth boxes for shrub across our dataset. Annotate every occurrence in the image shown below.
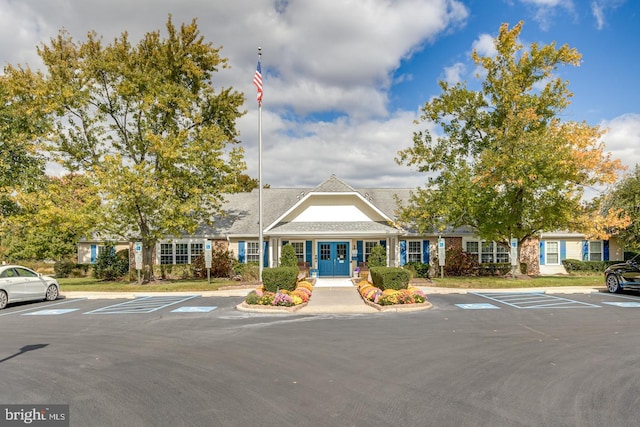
[233,261,260,281]
[370,267,410,290]
[368,244,387,267]
[93,245,129,280]
[262,266,298,293]
[280,244,298,267]
[477,263,512,276]
[404,262,430,278]
[245,291,261,305]
[54,259,76,278]
[562,259,613,273]
[443,247,478,276]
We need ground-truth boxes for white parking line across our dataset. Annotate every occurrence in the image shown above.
[472,292,600,309]
[0,298,86,317]
[84,295,199,314]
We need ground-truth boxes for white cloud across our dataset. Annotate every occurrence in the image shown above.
[240,109,428,189]
[600,113,640,172]
[0,0,469,188]
[591,2,606,29]
[472,33,498,58]
[518,0,576,30]
[443,62,466,84]
[590,0,627,30]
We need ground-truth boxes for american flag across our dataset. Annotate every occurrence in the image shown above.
[253,60,263,106]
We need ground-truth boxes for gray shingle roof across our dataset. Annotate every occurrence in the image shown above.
[202,176,412,237]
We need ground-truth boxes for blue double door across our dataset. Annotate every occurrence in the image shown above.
[317,242,350,277]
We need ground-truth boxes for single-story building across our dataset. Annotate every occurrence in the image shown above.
[78,175,622,276]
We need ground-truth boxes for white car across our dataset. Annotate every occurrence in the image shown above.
[0,265,60,309]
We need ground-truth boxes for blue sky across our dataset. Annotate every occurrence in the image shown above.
[1,0,638,189]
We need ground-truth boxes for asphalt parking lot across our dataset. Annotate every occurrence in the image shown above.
[3,290,640,426]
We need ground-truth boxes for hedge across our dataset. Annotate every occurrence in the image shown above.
[403,262,430,278]
[562,259,622,273]
[370,267,410,290]
[262,266,298,292]
[477,263,512,276]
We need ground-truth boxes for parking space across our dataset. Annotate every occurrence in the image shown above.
[429,290,640,311]
[471,291,601,309]
[4,290,640,319]
[84,295,200,314]
[0,295,242,318]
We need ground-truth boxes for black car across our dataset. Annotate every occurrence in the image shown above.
[604,254,640,293]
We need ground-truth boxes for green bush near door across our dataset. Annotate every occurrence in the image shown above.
[370,267,410,290]
[262,266,298,292]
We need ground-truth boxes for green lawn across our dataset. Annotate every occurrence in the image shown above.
[59,274,605,292]
[59,277,251,292]
[429,274,604,289]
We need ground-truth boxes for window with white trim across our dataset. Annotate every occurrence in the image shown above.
[481,242,494,263]
[407,241,422,263]
[466,241,479,262]
[364,241,378,263]
[496,243,509,263]
[175,243,188,264]
[290,241,305,263]
[160,243,173,265]
[246,241,260,263]
[546,241,560,265]
[589,241,603,261]
[190,243,203,263]
[466,240,510,264]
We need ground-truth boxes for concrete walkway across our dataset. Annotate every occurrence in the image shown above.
[301,284,378,314]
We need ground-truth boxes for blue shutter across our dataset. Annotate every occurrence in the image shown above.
[379,240,386,249]
[282,240,289,246]
[263,241,269,267]
[603,240,609,261]
[399,240,407,266]
[90,245,97,263]
[540,241,546,265]
[305,240,312,264]
[357,240,363,265]
[238,241,245,263]
[422,240,430,264]
[560,241,567,261]
[582,240,589,261]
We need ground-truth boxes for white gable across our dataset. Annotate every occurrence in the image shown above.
[267,193,390,230]
[293,204,371,222]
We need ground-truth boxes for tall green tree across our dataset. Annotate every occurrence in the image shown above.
[396,21,623,266]
[36,16,246,280]
[0,68,48,220]
[3,174,101,261]
[602,165,640,252]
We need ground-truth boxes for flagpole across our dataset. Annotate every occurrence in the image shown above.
[257,47,264,284]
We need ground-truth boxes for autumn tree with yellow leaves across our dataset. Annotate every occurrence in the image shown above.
[396,21,626,268]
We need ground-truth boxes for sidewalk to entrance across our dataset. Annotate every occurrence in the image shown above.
[313,278,355,287]
[301,279,378,314]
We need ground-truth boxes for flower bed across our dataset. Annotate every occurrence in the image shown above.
[356,280,430,311]
[238,280,314,312]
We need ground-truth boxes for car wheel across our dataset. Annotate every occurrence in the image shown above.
[606,274,622,293]
[0,291,7,309]
[45,284,59,301]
